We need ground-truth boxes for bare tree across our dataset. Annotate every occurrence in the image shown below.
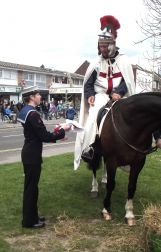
[136,0,161,46]
[135,0,161,83]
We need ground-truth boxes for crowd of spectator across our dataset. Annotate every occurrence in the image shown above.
[0,99,78,123]
[0,100,23,123]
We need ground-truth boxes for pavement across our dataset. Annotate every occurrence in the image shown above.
[0,117,76,164]
[0,117,66,129]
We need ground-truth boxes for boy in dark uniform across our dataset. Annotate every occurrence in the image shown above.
[18,88,70,228]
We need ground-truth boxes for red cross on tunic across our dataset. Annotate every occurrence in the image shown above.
[99,71,123,94]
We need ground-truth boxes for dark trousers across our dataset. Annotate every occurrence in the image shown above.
[22,164,41,227]
[43,112,48,120]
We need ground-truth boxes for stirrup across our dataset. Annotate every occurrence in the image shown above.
[81,146,94,162]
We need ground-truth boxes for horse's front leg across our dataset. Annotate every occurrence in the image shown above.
[102,161,117,221]
[125,157,146,226]
[91,169,98,198]
[125,199,135,226]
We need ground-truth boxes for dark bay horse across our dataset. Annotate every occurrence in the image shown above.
[88,92,161,226]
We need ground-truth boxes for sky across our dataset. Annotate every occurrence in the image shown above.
[0,0,150,73]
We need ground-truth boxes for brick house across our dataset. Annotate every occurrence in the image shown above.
[0,61,54,103]
[0,61,84,105]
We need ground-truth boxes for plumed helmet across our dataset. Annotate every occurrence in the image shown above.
[98,15,120,43]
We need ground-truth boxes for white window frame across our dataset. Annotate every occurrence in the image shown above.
[36,74,46,83]
[3,70,17,80]
[24,72,34,81]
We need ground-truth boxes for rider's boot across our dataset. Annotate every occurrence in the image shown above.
[81,146,95,163]
[81,135,101,163]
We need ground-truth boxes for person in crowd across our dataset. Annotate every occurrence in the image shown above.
[16,101,24,112]
[57,100,65,118]
[10,100,15,111]
[66,102,77,120]
[0,101,4,121]
[57,100,63,112]
[42,101,50,120]
[48,101,57,119]
[4,104,12,120]
[12,103,20,123]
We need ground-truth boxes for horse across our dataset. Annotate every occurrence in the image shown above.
[87,92,161,226]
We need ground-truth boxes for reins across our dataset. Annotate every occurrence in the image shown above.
[110,101,157,155]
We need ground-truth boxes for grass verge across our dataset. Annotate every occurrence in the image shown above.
[0,151,161,251]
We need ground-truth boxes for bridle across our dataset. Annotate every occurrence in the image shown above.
[110,101,157,155]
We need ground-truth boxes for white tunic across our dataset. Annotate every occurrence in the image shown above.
[74,54,135,170]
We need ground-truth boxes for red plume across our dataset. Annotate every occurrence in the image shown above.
[100,15,120,39]
[100,15,120,31]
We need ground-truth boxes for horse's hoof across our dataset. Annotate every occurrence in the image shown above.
[103,212,112,221]
[125,217,136,226]
[90,191,98,198]
[101,182,106,189]
[102,209,112,221]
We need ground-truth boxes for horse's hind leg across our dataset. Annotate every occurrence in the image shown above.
[102,160,117,221]
[91,169,98,198]
[88,150,102,198]
[125,157,146,226]
[101,157,107,188]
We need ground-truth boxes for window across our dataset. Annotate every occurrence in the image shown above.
[4,70,11,79]
[62,77,67,84]
[0,69,2,78]
[24,72,35,87]
[153,81,156,89]
[58,77,62,83]
[36,74,46,82]
[36,74,46,89]
[73,79,79,85]
[24,72,34,81]
[54,76,58,82]
[4,70,17,79]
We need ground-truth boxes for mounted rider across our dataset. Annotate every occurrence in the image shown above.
[74,15,136,170]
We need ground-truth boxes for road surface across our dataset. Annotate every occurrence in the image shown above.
[0,123,76,164]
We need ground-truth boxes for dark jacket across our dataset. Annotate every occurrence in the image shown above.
[21,111,65,164]
[66,107,76,120]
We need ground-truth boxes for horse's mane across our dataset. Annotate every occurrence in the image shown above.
[121,92,161,104]
[116,92,161,108]
[132,92,161,98]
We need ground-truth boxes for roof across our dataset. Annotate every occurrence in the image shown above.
[75,60,90,76]
[0,61,53,74]
[0,60,84,79]
[133,64,161,76]
[53,69,84,79]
